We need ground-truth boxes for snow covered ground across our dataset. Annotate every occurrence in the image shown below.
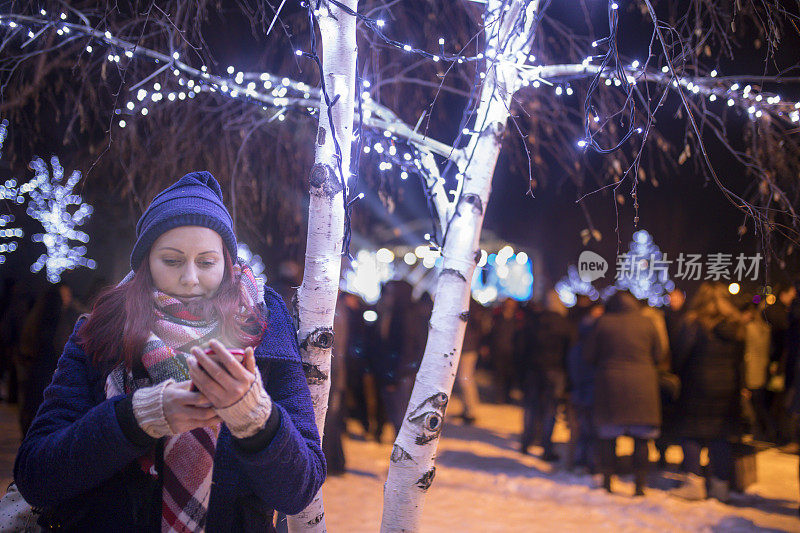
[323,400,800,532]
[2,398,798,532]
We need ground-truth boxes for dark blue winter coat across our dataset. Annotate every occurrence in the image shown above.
[14,287,325,532]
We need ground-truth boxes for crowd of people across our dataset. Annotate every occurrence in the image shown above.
[477,281,800,502]
[3,273,800,506]
[323,279,800,505]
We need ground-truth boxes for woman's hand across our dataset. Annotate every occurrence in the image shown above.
[187,339,257,409]
[162,381,222,433]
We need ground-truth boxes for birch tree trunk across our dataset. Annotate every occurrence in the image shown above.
[289,1,358,531]
[381,1,538,530]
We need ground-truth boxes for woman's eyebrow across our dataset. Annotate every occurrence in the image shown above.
[157,247,220,255]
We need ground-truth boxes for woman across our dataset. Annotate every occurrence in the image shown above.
[583,291,664,496]
[670,282,744,502]
[14,171,325,531]
[741,302,773,440]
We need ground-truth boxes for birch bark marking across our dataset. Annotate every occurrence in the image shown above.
[288,1,358,531]
[381,1,538,531]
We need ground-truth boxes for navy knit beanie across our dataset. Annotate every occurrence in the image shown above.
[130,171,237,271]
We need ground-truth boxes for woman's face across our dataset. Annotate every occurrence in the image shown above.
[148,226,226,303]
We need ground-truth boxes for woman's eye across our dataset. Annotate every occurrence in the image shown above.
[198,261,215,268]
[163,259,181,266]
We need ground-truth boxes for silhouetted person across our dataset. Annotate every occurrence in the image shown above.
[455,299,485,424]
[566,301,603,472]
[656,288,686,466]
[0,280,33,404]
[520,291,574,461]
[670,283,744,502]
[0,278,17,401]
[742,302,773,441]
[323,294,351,475]
[489,298,520,403]
[583,291,664,496]
[18,283,83,435]
[343,295,385,441]
[376,281,422,436]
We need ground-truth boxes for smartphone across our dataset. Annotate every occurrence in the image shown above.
[204,347,246,364]
[190,347,247,391]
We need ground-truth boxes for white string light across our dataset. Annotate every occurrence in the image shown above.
[1,7,798,248]
[0,120,24,265]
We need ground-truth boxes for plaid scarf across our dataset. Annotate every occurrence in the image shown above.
[106,260,263,532]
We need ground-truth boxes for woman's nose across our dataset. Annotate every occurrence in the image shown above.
[181,263,199,285]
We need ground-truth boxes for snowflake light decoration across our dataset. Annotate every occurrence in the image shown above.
[613,229,674,307]
[0,120,25,265]
[555,264,600,307]
[25,156,95,282]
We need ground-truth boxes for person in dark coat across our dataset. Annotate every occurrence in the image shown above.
[656,288,686,467]
[519,290,574,461]
[787,296,800,516]
[489,298,521,403]
[0,281,34,404]
[765,284,796,444]
[783,282,800,442]
[454,298,485,424]
[670,282,744,502]
[566,301,603,472]
[583,291,664,496]
[322,294,351,475]
[14,172,324,531]
[375,280,424,436]
[0,278,16,401]
[17,283,84,436]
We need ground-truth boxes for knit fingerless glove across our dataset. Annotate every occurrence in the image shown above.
[131,379,176,438]
[216,369,273,439]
